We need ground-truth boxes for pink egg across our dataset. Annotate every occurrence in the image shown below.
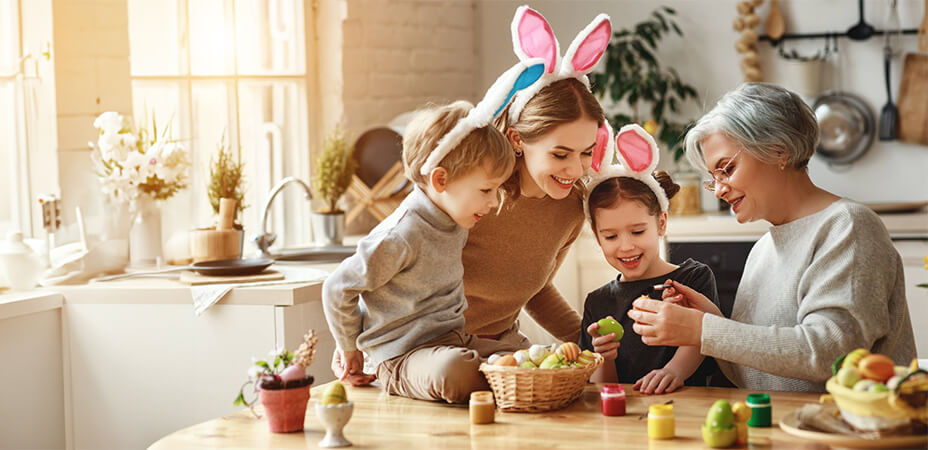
[280,365,305,382]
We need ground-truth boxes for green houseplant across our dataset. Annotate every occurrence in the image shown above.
[207,135,247,227]
[590,6,699,162]
[311,126,356,245]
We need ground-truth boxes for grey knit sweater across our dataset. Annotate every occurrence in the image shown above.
[321,187,468,365]
[701,199,916,392]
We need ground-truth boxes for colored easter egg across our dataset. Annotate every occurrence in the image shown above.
[841,348,870,369]
[494,354,518,367]
[556,342,581,362]
[321,381,348,405]
[539,353,565,369]
[513,349,532,365]
[836,366,861,388]
[528,344,550,366]
[859,354,895,382]
[280,364,306,382]
[576,350,596,367]
[520,361,538,369]
[596,318,624,342]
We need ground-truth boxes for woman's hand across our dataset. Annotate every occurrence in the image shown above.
[586,318,621,359]
[661,280,723,317]
[331,348,377,386]
[634,368,684,395]
[627,298,704,347]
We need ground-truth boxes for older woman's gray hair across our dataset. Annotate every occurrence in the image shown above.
[684,83,819,172]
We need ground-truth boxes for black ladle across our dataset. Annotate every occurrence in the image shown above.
[847,0,875,41]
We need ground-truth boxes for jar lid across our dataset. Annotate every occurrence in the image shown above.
[601,384,625,394]
[649,404,673,416]
[746,393,770,406]
[470,391,494,403]
[0,231,32,256]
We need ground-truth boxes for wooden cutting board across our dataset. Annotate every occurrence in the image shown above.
[179,270,284,286]
[898,53,928,146]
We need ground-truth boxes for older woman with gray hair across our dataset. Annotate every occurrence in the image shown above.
[624,83,916,392]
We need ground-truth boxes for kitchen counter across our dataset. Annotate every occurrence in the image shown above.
[150,382,828,449]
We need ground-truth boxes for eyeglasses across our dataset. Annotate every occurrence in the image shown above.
[702,149,742,192]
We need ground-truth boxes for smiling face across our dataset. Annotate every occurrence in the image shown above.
[700,132,784,224]
[593,197,668,282]
[514,117,598,199]
[437,160,511,229]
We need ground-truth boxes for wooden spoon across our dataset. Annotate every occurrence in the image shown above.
[766,0,785,41]
[919,0,928,52]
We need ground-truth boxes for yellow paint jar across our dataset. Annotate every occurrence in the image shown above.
[648,404,675,439]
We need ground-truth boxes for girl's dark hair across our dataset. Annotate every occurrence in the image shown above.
[588,170,680,231]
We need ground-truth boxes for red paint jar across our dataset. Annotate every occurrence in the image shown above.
[600,384,626,416]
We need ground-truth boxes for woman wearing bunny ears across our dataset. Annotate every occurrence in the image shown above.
[627,83,916,392]
[578,124,725,395]
[461,6,614,349]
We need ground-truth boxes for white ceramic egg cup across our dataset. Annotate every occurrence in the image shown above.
[315,401,353,447]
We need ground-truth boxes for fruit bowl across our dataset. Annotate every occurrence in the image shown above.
[825,377,911,431]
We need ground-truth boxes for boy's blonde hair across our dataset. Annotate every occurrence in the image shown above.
[403,101,514,188]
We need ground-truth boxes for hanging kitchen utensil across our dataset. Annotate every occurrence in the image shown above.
[847,0,875,41]
[898,53,928,146]
[345,127,411,226]
[918,0,927,52]
[765,0,785,41]
[879,0,900,141]
[813,35,875,165]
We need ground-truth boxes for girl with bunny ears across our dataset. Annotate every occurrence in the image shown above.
[461,6,614,349]
[577,124,726,394]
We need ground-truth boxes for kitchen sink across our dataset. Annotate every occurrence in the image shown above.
[269,245,356,263]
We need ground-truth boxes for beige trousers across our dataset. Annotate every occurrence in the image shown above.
[375,324,530,404]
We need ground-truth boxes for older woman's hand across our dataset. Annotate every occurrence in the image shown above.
[627,298,704,347]
[662,279,723,317]
[586,317,621,359]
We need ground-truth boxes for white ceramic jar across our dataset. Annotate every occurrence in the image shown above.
[0,231,43,291]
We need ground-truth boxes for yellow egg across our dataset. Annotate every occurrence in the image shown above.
[321,381,348,405]
[643,120,659,136]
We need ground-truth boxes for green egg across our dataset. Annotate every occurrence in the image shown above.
[597,318,624,342]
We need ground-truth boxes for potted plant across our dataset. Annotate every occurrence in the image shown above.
[234,330,318,433]
[591,6,703,214]
[311,126,356,246]
[207,134,247,228]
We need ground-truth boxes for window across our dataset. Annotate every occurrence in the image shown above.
[128,0,311,249]
[0,0,27,235]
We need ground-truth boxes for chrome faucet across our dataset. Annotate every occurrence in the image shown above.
[255,177,313,257]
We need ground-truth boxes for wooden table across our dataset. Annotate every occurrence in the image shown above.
[150,382,832,449]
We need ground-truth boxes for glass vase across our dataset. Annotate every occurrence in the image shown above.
[129,195,163,267]
[100,198,132,272]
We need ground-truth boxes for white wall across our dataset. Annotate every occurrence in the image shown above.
[477,0,928,203]
[0,308,65,450]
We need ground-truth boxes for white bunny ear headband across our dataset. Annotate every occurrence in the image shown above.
[584,124,669,221]
[507,6,611,125]
[419,58,545,175]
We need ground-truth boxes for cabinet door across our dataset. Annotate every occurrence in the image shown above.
[895,239,928,358]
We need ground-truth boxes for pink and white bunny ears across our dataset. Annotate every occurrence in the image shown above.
[420,59,545,175]
[584,124,669,219]
[507,6,612,125]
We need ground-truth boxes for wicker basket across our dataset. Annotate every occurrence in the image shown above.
[479,353,604,413]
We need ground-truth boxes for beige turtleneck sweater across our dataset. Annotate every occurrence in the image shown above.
[462,188,585,343]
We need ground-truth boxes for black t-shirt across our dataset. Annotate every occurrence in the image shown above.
[578,258,731,386]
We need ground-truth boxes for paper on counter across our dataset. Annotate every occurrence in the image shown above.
[191,266,329,316]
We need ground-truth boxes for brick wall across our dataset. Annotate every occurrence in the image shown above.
[340,0,478,134]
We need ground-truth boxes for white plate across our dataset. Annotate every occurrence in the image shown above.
[779,409,927,449]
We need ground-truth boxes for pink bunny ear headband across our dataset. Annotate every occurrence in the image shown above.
[507,6,611,126]
[420,59,545,175]
[583,124,669,221]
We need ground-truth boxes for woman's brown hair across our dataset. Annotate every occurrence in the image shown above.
[493,78,606,200]
[587,170,680,232]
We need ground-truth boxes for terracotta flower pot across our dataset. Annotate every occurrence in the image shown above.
[259,385,311,433]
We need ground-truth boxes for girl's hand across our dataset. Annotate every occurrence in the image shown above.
[634,368,684,395]
[661,280,722,317]
[586,318,621,359]
[628,298,704,347]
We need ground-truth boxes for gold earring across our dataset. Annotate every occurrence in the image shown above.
[515,149,523,157]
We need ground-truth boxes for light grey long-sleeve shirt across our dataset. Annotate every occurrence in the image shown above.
[701,199,916,392]
[322,187,468,365]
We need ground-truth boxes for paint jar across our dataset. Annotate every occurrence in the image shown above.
[600,384,626,416]
[746,393,771,427]
[469,391,495,424]
[647,403,675,439]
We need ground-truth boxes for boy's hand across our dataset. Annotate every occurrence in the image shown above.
[331,348,376,386]
[634,368,684,395]
[586,318,620,359]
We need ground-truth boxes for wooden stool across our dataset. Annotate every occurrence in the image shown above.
[346,128,412,226]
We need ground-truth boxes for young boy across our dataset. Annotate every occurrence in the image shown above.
[322,101,516,403]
